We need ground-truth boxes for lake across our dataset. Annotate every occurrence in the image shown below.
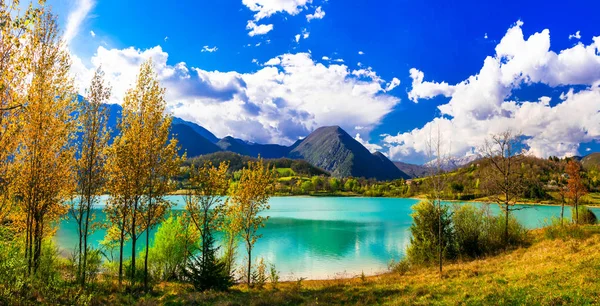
[55,196,596,280]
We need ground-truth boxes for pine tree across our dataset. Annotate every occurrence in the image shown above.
[184,231,233,291]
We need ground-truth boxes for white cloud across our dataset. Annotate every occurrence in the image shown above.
[484,33,488,39]
[252,59,259,64]
[569,31,581,40]
[71,48,400,145]
[355,133,382,153]
[246,21,273,36]
[322,56,330,60]
[295,28,309,43]
[243,0,312,21]
[386,21,600,162]
[303,31,310,39]
[164,36,168,42]
[295,34,301,43]
[407,68,455,102]
[90,30,96,38]
[201,45,218,53]
[385,77,400,92]
[306,6,325,21]
[358,51,364,55]
[587,148,592,152]
[64,0,94,45]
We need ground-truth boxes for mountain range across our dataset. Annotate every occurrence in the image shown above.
[100,103,410,180]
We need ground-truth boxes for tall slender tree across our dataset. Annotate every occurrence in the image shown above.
[11,11,77,275]
[70,68,111,287]
[231,159,275,287]
[481,130,525,245]
[566,160,587,224]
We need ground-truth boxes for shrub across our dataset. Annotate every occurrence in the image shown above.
[452,204,484,258]
[147,214,200,281]
[269,263,280,289]
[406,201,457,266]
[388,258,411,275]
[572,206,597,225]
[251,257,268,289]
[452,204,528,258]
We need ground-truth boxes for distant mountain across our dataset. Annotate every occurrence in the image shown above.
[393,161,429,178]
[216,136,291,158]
[171,124,221,157]
[581,152,600,170]
[172,117,219,143]
[288,126,409,180]
[217,136,252,156]
[424,154,481,171]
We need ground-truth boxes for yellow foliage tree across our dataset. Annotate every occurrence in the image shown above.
[230,159,275,287]
[105,60,180,289]
[70,68,111,287]
[11,11,77,275]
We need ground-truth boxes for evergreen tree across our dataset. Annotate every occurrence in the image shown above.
[184,231,233,291]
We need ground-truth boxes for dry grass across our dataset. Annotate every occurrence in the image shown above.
[93,227,600,305]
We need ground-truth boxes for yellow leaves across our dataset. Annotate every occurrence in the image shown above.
[185,161,230,234]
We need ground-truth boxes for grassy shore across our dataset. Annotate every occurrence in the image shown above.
[93,226,600,305]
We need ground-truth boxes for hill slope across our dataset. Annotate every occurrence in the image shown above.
[581,152,600,170]
[393,161,429,178]
[172,117,219,143]
[289,126,409,180]
[170,124,221,157]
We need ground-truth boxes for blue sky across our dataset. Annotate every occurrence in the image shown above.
[52,0,600,164]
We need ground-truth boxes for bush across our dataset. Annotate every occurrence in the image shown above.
[452,204,528,258]
[251,257,268,289]
[406,201,457,265]
[572,206,597,225]
[184,232,233,291]
[388,259,411,275]
[147,214,200,281]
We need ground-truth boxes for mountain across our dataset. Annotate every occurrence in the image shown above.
[288,126,409,180]
[424,154,481,171]
[171,124,221,157]
[581,152,600,170]
[216,136,252,156]
[172,117,219,143]
[216,136,291,158]
[393,161,429,178]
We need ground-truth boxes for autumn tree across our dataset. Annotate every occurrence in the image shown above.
[69,68,111,287]
[481,130,525,245]
[11,11,77,275]
[231,159,275,287]
[566,160,588,224]
[105,60,180,289]
[0,1,44,225]
[184,161,230,289]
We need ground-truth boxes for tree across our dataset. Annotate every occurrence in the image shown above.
[481,130,525,245]
[11,11,77,275]
[566,160,588,224]
[0,0,44,226]
[70,68,111,287]
[106,60,180,289]
[424,123,450,276]
[231,159,275,287]
[184,161,231,289]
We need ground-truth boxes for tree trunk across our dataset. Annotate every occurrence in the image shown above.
[82,199,91,287]
[119,224,125,285]
[247,244,252,287]
[504,206,509,246]
[560,201,565,226]
[575,199,579,225]
[438,200,442,277]
[144,224,150,290]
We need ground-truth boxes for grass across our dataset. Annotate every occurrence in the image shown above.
[89,227,600,305]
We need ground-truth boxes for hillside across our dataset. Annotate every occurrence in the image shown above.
[216,136,290,158]
[171,117,219,143]
[581,152,600,170]
[170,124,221,157]
[289,126,409,180]
[393,161,429,178]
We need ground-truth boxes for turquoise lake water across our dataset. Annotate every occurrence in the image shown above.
[55,196,597,280]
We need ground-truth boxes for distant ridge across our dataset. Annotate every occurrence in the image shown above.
[393,161,429,178]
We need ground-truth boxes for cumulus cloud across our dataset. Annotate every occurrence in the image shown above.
[246,21,273,36]
[243,0,312,21]
[322,56,330,60]
[569,31,581,40]
[358,51,364,55]
[306,6,325,21]
[90,30,96,38]
[201,45,218,53]
[386,21,600,162]
[71,47,400,145]
[385,77,400,92]
[64,0,94,45]
[407,68,455,102]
